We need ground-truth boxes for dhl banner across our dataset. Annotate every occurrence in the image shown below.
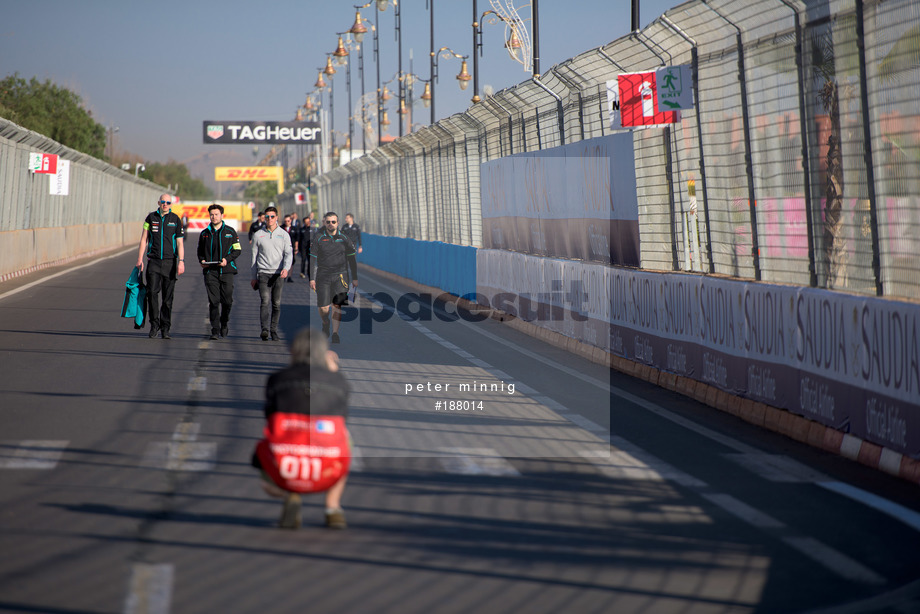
[215,166,284,193]
[171,201,253,232]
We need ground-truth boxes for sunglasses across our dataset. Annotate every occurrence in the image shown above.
[158,200,171,205]
[325,220,337,224]
[266,214,277,218]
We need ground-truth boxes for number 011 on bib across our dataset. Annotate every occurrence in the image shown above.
[255,413,351,494]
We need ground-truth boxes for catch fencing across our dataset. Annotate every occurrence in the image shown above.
[313,0,920,302]
[0,118,162,278]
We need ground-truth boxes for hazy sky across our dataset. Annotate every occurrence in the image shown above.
[1,0,681,166]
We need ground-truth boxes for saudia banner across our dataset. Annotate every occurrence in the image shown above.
[477,250,920,458]
[203,121,321,144]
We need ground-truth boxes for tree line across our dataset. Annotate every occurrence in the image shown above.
[0,73,212,200]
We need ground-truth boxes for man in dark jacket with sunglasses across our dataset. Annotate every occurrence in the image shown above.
[310,212,358,344]
[198,203,242,340]
[136,194,185,339]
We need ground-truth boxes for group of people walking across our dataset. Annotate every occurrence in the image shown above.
[134,193,363,530]
[137,194,362,344]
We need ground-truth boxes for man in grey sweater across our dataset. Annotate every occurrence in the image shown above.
[250,206,294,340]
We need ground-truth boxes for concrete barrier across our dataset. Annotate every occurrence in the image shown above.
[0,230,36,274]
[0,223,139,282]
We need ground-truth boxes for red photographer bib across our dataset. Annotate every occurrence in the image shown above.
[255,413,350,494]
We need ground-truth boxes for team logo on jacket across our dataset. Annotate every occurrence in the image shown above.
[315,420,336,434]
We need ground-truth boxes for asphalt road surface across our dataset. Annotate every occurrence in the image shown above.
[1,241,919,614]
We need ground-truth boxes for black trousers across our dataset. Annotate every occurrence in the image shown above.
[300,242,310,276]
[204,271,234,332]
[146,258,176,331]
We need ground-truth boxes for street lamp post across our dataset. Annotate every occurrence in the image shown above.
[107,125,119,160]
[532,0,540,76]
[473,0,540,102]
[373,0,402,136]
[431,46,472,109]
[398,64,431,132]
[358,38,367,153]
[347,10,371,153]
[407,73,432,125]
[429,0,435,124]
[354,0,396,146]
[396,0,403,137]
[473,0,479,103]
[333,34,355,161]
[324,54,337,164]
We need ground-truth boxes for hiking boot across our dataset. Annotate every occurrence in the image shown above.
[324,508,346,529]
[261,330,270,341]
[148,327,160,339]
[271,331,280,341]
[331,332,340,344]
[209,331,219,341]
[279,493,302,529]
[161,329,171,339]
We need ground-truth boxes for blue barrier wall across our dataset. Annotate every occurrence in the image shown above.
[361,234,477,299]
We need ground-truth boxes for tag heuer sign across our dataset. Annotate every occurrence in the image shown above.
[203,120,321,145]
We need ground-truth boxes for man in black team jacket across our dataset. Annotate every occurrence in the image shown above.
[136,194,185,339]
[310,212,358,344]
[197,204,242,340]
[340,213,362,255]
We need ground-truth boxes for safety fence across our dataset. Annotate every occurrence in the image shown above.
[313,0,920,302]
[0,118,162,278]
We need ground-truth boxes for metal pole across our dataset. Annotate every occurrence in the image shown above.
[665,126,679,270]
[347,51,353,160]
[553,67,583,141]
[702,1,761,280]
[330,75,336,164]
[397,0,404,137]
[473,0,480,102]
[631,0,640,32]
[532,0,540,77]
[486,96,515,156]
[856,0,883,295]
[776,0,817,286]
[430,0,435,124]
[360,39,367,155]
[408,50,414,132]
[661,15,715,273]
[531,75,565,145]
[375,7,382,147]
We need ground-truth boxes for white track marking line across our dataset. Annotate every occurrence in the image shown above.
[818,481,920,533]
[781,537,886,585]
[438,448,521,476]
[0,247,133,302]
[0,440,68,469]
[123,563,174,614]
